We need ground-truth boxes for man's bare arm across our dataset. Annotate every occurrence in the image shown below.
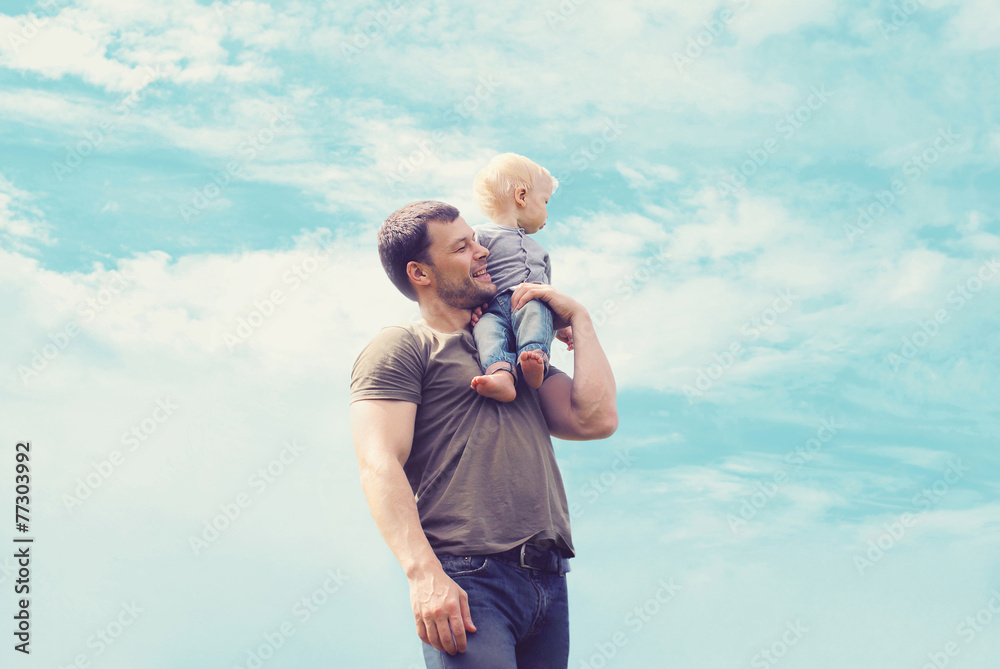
[350,399,476,656]
[510,283,618,440]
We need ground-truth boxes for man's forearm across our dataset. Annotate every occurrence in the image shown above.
[567,310,618,435]
[510,282,619,438]
[359,457,440,579]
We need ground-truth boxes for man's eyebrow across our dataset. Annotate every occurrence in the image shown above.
[450,234,471,246]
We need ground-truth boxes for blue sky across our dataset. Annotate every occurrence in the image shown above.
[2,0,999,667]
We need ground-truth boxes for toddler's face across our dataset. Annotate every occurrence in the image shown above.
[520,184,552,234]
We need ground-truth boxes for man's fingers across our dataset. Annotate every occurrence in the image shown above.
[416,618,429,645]
[511,286,538,309]
[435,616,458,655]
[461,591,476,633]
[424,617,443,651]
[510,284,529,308]
[450,612,468,652]
[512,286,543,312]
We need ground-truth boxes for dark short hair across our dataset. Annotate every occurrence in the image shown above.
[378,201,460,301]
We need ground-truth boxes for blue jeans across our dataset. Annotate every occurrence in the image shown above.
[421,549,570,668]
[473,290,554,376]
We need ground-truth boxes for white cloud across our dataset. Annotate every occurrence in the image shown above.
[0,0,294,92]
[564,454,998,667]
[950,211,1000,252]
[668,194,798,260]
[0,173,54,250]
[0,12,148,91]
[617,161,682,189]
[303,2,801,127]
[883,247,948,302]
[543,185,1000,401]
[0,233,413,666]
[858,445,957,469]
[0,87,108,131]
[729,0,839,46]
[939,0,1000,49]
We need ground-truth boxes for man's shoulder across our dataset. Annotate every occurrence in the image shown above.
[380,322,421,336]
[367,321,430,344]
[351,324,429,403]
[355,323,429,363]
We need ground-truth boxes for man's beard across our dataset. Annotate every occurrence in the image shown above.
[431,266,496,309]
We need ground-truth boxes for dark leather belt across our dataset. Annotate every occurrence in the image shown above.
[492,542,571,576]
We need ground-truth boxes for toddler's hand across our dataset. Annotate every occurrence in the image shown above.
[556,326,574,351]
[470,302,489,327]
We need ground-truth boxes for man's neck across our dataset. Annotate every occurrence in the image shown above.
[417,298,474,334]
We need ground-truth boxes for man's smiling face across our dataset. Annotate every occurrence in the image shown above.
[424,215,496,309]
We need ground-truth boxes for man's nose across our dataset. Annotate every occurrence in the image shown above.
[474,242,489,258]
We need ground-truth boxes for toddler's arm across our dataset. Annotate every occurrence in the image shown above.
[470,302,489,327]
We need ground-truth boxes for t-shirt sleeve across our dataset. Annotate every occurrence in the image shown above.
[350,326,425,404]
[544,252,552,284]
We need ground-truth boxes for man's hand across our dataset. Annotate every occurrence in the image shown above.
[510,283,584,331]
[555,326,574,351]
[410,565,477,655]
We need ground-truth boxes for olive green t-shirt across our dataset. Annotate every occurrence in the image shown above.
[350,321,575,558]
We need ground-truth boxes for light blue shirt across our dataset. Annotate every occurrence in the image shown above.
[473,222,551,295]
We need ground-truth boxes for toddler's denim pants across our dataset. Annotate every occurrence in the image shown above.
[472,289,554,377]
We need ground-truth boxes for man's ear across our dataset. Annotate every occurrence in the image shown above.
[406,259,432,291]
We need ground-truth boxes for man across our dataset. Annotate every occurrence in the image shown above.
[350,201,617,667]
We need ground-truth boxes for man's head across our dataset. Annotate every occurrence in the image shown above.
[379,200,496,308]
[473,153,558,233]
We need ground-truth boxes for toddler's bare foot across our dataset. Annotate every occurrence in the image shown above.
[471,371,516,402]
[519,350,547,389]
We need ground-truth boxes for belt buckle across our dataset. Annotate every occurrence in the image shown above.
[519,543,541,570]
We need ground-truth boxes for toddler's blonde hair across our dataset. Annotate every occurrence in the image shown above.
[473,153,559,219]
